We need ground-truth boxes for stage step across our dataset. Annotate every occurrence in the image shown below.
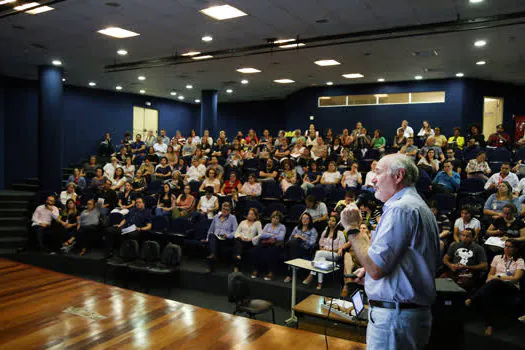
[0,217,28,226]
[0,201,29,209]
[11,184,39,192]
[0,191,36,201]
[26,178,40,186]
[0,209,29,218]
[0,236,27,248]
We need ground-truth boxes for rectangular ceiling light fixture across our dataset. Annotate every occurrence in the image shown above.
[98,27,140,39]
[200,4,247,20]
[236,68,261,74]
[274,38,295,44]
[26,6,54,14]
[192,55,213,60]
[342,73,364,79]
[280,43,305,49]
[314,59,341,66]
[182,51,201,56]
[0,0,17,5]
[14,2,39,11]
[274,79,295,84]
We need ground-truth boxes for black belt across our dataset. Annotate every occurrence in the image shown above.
[369,300,426,309]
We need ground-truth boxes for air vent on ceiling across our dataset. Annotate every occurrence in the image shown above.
[31,43,48,50]
[424,67,445,73]
[412,50,438,57]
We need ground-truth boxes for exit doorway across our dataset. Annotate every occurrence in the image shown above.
[133,106,159,139]
[482,97,504,136]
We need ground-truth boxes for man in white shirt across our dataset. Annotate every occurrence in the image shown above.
[485,163,519,192]
[185,158,206,183]
[103,157,120,179]
[153,136,168,157]
[30,196,59,252]
[400,120,414,138]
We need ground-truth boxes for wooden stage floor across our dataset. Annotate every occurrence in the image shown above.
[0,258,365,349]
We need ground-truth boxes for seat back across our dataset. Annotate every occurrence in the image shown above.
[147,180,163,194]
[283,185,304,202]
[152,216,169,233]
[141,240,161,262]
[261,182,282,200]
[118,239,139,261]
[109,212,124,226]
[193,219,213,240]
[228,272,250,303]
[243,200,265,217]
[309,185,326,202]
[286,204,306,223]
[160,243,182,266]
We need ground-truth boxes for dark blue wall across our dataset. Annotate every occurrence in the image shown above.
[0,77,5,189]
[283,79,466,141]
[218,100,285,137]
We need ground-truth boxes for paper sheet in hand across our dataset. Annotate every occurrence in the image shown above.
[121,225,136,235]
[484,236,505,248]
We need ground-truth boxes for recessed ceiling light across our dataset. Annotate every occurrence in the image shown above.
[476,60,486,65]
[474,40,487,47]
[182,51,201,57]
[273,38,296,44]
[0,0,16,6]
[456,72,465,77]
[138,76,146,81]
[342,73,364,79]
[170,91,177,96]
[139,89,146,94]
[377,78,385,82]
[241,79,249,84]
[415,75,423,80]
[326,82,333,86]
[98,27,140,39]
[314,59,341,66]
[226,89,233,93]
[117,49,128,56]
[116,85,123,90]
[14,2,39,11]
[236,67,261,74]
[469,0,483,3]
[202,35,213,42]
[274,79,295,84]
[280,43,305,49]
[186,85,193,89]
[192,55,213,60]
[26,6,54,14]
[52,60,62,66]
[62,78,66,82]
[200,4,247,20]
[89,82,96,87]
[195,99,201,103]
[178,95,184,100]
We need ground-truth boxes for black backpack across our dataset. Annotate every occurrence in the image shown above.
[161,243,182,266]
[119,239,139,261]
[141,240,161,263]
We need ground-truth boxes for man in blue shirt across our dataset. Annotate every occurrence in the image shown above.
[131,134,147,165]
[204,202,238,269]
[341,154,440,350]
[431,160,461,193]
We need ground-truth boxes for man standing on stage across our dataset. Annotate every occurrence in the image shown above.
[341,154,440,349]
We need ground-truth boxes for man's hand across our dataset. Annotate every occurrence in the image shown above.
[337,248,344,256]
[340,203,362,231]
[348,267,366,286]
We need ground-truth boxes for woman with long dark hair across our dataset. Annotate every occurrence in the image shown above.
[283,212,318,283]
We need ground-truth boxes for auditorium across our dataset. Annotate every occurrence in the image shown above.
[2,1,525,349]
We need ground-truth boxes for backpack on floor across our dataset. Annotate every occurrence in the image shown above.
[120,239,139,261]
[161,243,182,266]
[141,240,161,262]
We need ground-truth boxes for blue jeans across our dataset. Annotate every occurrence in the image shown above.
[367,305,432,350]
[155,207,172,216]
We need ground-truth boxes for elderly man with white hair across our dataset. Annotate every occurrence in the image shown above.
[340,154,440,350]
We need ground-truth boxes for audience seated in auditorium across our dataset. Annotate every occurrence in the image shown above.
[417,120,435,140]
[341,162,362,191]
[361,160,377,193]
[448,127,465,150]
[240,174,262,198]
[121,132,132,152]
[359,198,382,230]
[146,146,159,165]
[465,239,525,336]
[103,157,120,180]
[467,125,486,147]
[90,167,108,193]
[399,120,414,138]
[30,195,59,252]
[172,158,187,175]
[484,182,522,220]
[279,159,297,192]
[58,199,78,249]
[116,147,129,164]
[122,157,135,179]
[291,129,305,146]
[70,199,101,256]
[429,201,452,252]
[250,211,286,281]
[98,132,114,157]
[194,187,219,220]
[155,183,176,217]
[419,137,445,162]
[185,158,206,183]
[82,155,99,178]
[206,157,224,180]
[399,137,418,161]
[131,170,147,193]
[258,158,278,184]
[113,182,135,215]
[221,172,242,196]
[337,149,354,171]
[466,151,491,180]
[332,190,355,218]
[442,228,488,292]
[431,160,460,193]
[204,202,238,269]
[67,168,86,190]
[199,168,221,194]
[283,212,318,283]
[301,161,321,195]
[487,124,511,148]
[417,149,440,176]
[305,195,328,224]
[392,128,407,150]
[59,183,77,207]
[484,163,519,193]
[96,180,118,216]
[445,149,463,174]
[370,129,386,154]
[233,207,263,275]
[486,204,525,244]
[166,171,184,195]
[110,167,127,192]
[320,161,341,192]
[433,127,448,148]
[104,197,152,257]
[303,216,346,290]
[172,185,196,218]
[165,145,178,167]
[153,157,172,181]
[159,129,170,146]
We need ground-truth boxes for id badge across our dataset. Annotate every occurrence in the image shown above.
[507,269,512,276]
